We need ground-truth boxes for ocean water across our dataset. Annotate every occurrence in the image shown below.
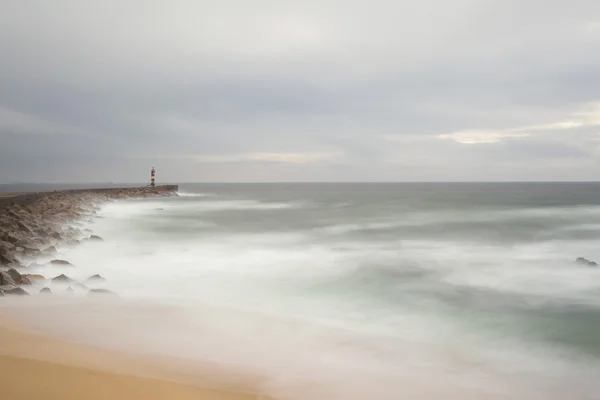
[6,183,600,399]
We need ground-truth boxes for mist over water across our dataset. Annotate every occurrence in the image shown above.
[7,183,600,399]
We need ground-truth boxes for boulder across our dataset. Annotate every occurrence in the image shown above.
[42,246,57,255]
[0,252,17,265]
[51,274,73,283]
[0,233,19,244]
[31,237,47,247]
[39,287,52,294]
[0,271,16,286]
[5,268,27,284]
[3,287,29,296]
[7,261,24,268]
[89,235,104,241]
[17,221,35,235]
[88,288,118,296]
[85,274,106,283]
[23,248,42,257]
[23,274,46,283]
[20,276,32,285]
[14,239,33,248]
[49,259,73,266]
[50,232,62,240]
[0,240,15,253]
[575,257,597,267]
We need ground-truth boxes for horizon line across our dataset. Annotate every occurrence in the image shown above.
[2,181,600,185]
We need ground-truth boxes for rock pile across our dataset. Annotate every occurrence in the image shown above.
[0,186,177,296]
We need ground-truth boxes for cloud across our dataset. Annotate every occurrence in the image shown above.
[437,131,529,144]
[1,0,600,182]
[0,107,97,138]
[437,102,600,145]
[128,152,341,164]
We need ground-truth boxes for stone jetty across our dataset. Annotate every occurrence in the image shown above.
[0,185,178,296]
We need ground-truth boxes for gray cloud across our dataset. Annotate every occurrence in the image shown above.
[1,0,600,182]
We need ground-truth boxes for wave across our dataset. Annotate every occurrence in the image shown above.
[318,205,600,237]
[176,191,215,197]
[192,200,305,211]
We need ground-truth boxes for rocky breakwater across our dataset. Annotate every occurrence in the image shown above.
[0,185,178,297]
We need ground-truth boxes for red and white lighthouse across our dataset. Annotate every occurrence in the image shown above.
[150,167,156,187]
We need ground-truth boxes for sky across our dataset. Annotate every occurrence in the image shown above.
[1,0,600,183]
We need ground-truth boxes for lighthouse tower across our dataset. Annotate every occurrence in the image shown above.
[150,167,156,187]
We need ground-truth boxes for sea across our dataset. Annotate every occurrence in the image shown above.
[4,182,600,399]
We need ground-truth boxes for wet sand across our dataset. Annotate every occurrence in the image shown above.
[0,317,267,400]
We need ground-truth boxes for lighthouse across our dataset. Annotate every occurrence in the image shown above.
[150,167,156,187]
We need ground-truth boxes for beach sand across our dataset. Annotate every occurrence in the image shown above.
[0,315,268,400]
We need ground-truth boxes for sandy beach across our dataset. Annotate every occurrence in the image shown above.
[0,314,267,400]
[0,187,269,400]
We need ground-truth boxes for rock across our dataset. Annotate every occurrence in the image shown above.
[88,288,118,296]
[67,239,80,246]
[50,232,62,240]
[575,257,597,267]
[31,237,47,247]
[0,252,17,265]
[0,271,16,286]
[23,248,41,257]
[39,287,52,294]
[17,221,35,235]
[85,274,106,283]
[23,274,46,283]
[0,234,19,244]
[5,268,29,285]
[3,287,29,296]
[49,259,73,266]
[42,246,57,255]
[0,240,15,253]
[89,235,104,241]
[51,274,73,283]
[5,267,21,281]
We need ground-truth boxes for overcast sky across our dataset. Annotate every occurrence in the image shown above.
[1,0,600,182]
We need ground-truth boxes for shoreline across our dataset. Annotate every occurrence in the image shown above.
[0,185,272,399]
[0,186,271,399]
